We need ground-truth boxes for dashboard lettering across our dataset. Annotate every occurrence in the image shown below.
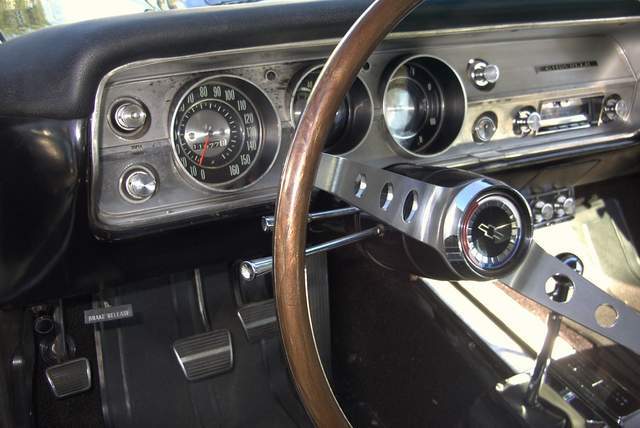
[535,60,598,73]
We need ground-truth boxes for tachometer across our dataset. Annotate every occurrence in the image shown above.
[172,80,261,186]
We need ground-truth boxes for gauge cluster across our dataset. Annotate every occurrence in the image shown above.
[91,34,638,238]
[170,76,279,191]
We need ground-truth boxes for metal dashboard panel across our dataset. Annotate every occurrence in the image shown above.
[91,29,639,238]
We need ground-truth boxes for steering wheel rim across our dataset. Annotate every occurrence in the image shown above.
[273,0,424,426]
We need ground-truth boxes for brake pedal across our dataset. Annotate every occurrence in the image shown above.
[237,299,278,343]
[173,329,233,381]
[46,358,92,399]
[173,269,234,381]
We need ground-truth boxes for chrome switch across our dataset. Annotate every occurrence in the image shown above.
[120,166,157,202]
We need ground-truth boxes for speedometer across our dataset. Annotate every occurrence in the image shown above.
[172,80,262,186]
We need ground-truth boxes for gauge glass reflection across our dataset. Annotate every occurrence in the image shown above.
[383,77,427,141]
[383,63,445,154]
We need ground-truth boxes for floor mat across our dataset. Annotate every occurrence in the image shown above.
[96,267,308,428]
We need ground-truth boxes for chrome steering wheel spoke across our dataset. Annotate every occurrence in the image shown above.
[502,243,640,354]
[315,152,640,355]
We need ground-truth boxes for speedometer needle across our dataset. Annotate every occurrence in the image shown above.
[199,134,210,166]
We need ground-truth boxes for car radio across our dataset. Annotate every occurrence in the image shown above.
[513,94,628,136]
[537,96,603,134]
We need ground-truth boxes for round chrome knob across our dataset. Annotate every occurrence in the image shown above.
[110,99,149,135]
[120,166,157,201]
[483,64,500,84]
[534,200,554,221]
[115,102,147,131]
[514,107,541,136]
[467,59,500,90]
[604,95,629,122]
[614,99,629,119]
[526,112,541,132]
[555,195,575,216]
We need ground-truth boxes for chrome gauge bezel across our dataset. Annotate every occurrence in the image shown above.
[169,75,280,193]
[288,64,373,155]
[381,55,467,158]
[442,180,533,280]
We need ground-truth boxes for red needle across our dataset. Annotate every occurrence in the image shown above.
[199,134,210,166]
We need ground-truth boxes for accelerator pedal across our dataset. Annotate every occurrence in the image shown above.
[237,299,278,343]
[173,329,233,381]
[46,358,92,399]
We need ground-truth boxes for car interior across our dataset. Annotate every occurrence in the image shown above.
[1,0,640,426]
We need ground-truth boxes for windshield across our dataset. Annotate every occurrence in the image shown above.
[0,0,264,40]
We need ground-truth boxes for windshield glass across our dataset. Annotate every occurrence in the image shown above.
[0,0,257,40]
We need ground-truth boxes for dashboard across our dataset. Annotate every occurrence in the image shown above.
[90,23,640,238]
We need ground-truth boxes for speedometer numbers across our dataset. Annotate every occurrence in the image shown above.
[172,80,262,187]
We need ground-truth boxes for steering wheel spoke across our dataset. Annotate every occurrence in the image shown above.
[501,242,640,354]
[316,153,451,247]
[315,153,640,355]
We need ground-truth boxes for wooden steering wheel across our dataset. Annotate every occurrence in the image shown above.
[273,0,423,426]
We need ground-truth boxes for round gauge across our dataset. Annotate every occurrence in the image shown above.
[289,65,373,154]
[460,194,523,272]
[384,65,442,150]
[291,69,349,146]
[172,80,262,187]
[382,56,466,156]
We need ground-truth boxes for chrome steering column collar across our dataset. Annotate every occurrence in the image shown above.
[315,153,640,355]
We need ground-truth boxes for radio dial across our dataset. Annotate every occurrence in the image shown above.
[514,107,541,136]
[604,95,629,122]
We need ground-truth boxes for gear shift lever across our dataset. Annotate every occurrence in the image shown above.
[525,252,584,406]
[495,252,585,427]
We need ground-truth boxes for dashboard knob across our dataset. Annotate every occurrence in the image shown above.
[111,99,148,134]
[603,95,629,122]
[534,200,554,221]
[467,59,500,90]
[514,107,541,136]
[482,64,500,84]
[121,167,157,201]
[555,195,575,216]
